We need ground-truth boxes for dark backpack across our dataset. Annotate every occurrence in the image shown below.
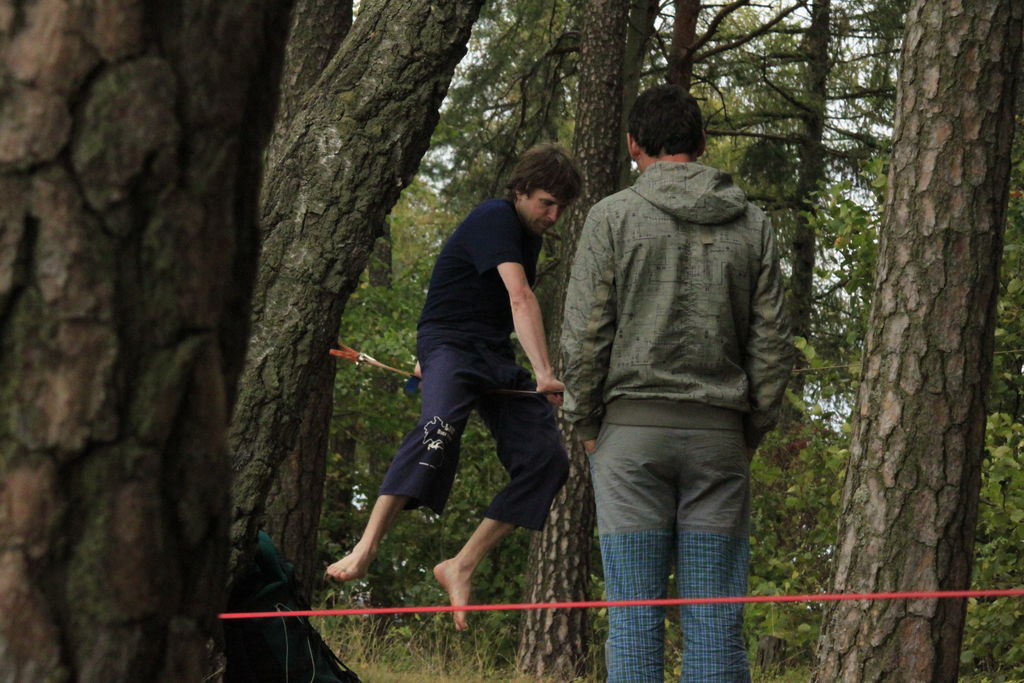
[224,531,361,682]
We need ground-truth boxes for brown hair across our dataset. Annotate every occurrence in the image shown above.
[504,143,582,204]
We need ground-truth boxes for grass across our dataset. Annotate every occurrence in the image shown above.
[317,614,1024,683]
[339,660,812,682]
[316,612,543,682]
[318,611,804,682]
[347,665,539,682]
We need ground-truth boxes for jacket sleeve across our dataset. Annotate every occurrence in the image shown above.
[743,211,794,448]
[560,204,617,441]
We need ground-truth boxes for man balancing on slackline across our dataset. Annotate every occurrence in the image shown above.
[326,144,581,630]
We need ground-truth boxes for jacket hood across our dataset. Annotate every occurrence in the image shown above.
[630,161,748,225]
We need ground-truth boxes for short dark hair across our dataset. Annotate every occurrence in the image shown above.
[505,143,582,204]
[628,84,704,157]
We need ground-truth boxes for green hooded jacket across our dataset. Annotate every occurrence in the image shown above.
[560,161,793,448]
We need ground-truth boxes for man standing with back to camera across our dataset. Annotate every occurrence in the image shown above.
[561,85,792,681]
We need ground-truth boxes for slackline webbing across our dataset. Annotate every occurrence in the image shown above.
[219,588,1024,620]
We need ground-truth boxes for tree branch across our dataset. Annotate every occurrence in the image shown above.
[758,53,815,115]
[696,0,807,61]
[824,121,888,149]
[706,127,804,144]
[828,87,896,101]
[692,0,752,54]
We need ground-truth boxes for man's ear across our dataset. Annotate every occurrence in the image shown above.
[626,133,642,161]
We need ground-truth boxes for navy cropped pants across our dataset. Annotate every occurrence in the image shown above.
[378,334,568,530]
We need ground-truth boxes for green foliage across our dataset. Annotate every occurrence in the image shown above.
[803,158,885,365]
[961,413,1024,675]
[989,170,1024,422]
[423,0,580,214]
[692,1,903,185]
[960,163,1024,678]
[745,420,848,665]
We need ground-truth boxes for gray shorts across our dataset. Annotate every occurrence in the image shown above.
[588,423,750,537]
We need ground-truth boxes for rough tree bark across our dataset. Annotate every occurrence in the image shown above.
[0,1,293,680]
[517,0,630,678]
[265,0,354,175]
[812,1,1023,681]
[258,0,354,600]
[229,0,484,581]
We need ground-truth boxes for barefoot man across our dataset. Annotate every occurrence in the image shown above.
[326,144,581,630]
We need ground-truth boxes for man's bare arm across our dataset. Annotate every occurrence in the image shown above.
[496,261,563,406]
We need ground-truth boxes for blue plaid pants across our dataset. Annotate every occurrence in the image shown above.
[601,532,750,682]
[591,424,752,682]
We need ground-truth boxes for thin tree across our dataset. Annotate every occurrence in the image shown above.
[0,0,293,679]
[669,0,700,88]
[229,0,485,582]
[517,0,631,677]
[770,0,832,432]
[812,0,1023,680]
[788,0,830,368]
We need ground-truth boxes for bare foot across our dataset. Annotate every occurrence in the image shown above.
[433,558,473,631]
[325,546,375,582]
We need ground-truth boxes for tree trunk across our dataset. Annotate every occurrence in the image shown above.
[619,0,660,188]
[261,384,333,596]
[259,0,354,602]
[812,1,1023,681]
[229,0,484,582]
[0,1,293,680]
[786,0,830,405]
[270,0,354,163]
[668,0,701,89]
[517,0,630,678]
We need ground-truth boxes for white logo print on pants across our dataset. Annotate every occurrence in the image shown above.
[419,416,456,469]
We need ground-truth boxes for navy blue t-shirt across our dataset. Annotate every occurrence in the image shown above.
[418,198,542,344]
